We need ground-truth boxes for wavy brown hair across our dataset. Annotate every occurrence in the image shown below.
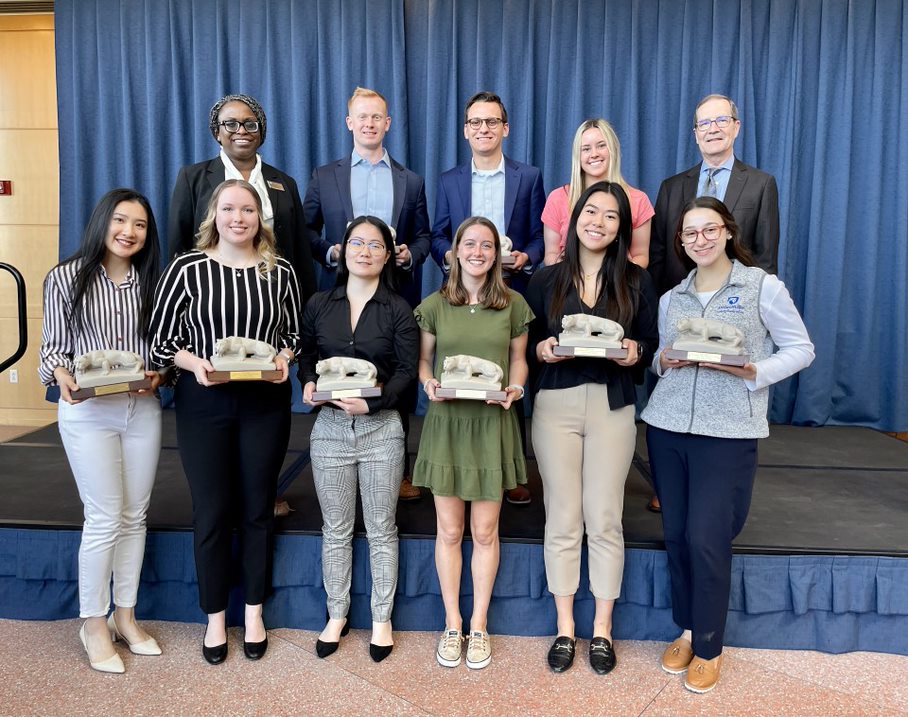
[441,217,511,310]
[673,196,755,272]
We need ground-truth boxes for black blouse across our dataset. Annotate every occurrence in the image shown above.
[299,284,418,413]
[525,263,659,410]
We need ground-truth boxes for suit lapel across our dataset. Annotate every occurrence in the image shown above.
[723,159,746,210]
[261,163,283,215]
[333,159,354,222]
[504,157,519,230]
[682,164,700,205]
[206,158,226,193]
[456,164,471,217]
[390,157,405,228]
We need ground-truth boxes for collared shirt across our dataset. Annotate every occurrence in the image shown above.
[470,156,506,236]
[39,260,149,385]
[148,251,302,368]
[350,149,393,225]
[299,283,418,413]
[698,156,736,201]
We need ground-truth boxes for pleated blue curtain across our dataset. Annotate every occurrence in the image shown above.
[55,0,908,431]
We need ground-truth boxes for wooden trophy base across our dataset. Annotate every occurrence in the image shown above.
[311,386,383,401]
[435,387,508,401]
[71,377,153,400]
[207,369,284,381]
[664,349,748,366]
[553,345,628,359]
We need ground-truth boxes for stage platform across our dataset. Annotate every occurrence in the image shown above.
[2,414,906,655]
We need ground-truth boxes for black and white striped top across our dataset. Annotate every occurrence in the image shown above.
[39,260,149,386]
[149,251,303,367]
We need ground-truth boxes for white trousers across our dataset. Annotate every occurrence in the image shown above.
[58,392,162,618]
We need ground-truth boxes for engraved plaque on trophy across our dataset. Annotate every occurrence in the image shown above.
[435,354,507,401]
[551,314,629,359]
[208,337,283,381]
[500,234,516,268]
[70,350,152,399]
[311,356,383,401]
[664,317,749,366]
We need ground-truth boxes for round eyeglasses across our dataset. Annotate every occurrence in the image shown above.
[679,224,726,245]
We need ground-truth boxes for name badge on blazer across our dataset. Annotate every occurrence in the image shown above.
[267,181,285,191]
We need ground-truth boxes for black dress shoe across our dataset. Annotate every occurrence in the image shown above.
[369,642,393,663]
[589,637,617,675]
[315,615,351,658]
[547,635,576,673]
[243,635,268,660]
[202,640,228,665]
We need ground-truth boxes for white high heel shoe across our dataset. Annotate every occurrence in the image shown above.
[79,623,125,674]
[108,613,162,656]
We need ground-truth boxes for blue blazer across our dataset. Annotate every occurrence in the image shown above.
[430,156,546,273]
[303,154,432,306]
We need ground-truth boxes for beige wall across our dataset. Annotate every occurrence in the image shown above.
[0,14,58,426]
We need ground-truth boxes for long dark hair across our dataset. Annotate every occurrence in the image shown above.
[548,181,641,330]
[673,196,756,271]
[55,188,161,337]
[335,216,398,291]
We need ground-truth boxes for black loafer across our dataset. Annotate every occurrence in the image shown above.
[243,635,268,660]
[589,637,617,675]
[547,636,576,673]
[202,641,228,665]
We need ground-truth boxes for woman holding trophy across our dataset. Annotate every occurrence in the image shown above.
[300,216,418,663]
[39,189,164,673]
[414,216,533,670]
[149,179,302,665]
[642,196,814,693]
[526,181,658,675]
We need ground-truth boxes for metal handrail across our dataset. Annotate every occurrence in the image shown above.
[0,262,27,374]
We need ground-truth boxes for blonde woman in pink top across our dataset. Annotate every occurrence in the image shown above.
[542,119,654,267]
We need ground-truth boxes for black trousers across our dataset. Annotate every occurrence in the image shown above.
[175,373,291,614]
[646,425,758,660]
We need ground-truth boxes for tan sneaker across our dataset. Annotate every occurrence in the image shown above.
[436,629,463,667]
[399,476,421,501]
[684,654,723,693]
[466,630,491,669]
[661,637,694,674]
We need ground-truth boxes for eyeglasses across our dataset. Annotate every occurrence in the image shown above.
[694,116,736,132]
[347,238,387,254]
[218,120,260,134]
[465,117,504,130]
[679,224,726,245]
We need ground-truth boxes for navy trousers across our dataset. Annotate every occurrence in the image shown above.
[646,425,758,660]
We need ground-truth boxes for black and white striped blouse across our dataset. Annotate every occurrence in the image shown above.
[39,260,149,386]
[149,251,303,367]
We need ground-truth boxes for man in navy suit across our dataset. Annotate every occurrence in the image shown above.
[430,91,545,296]
[304,87,431,502]
[432,91,545,505]
[649,93,780,296]
[303,87,432,309]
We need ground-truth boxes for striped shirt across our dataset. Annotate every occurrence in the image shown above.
[39,260,149,386]
[149,251,303,367]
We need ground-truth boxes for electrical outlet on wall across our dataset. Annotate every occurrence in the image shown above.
[8,369,18,383]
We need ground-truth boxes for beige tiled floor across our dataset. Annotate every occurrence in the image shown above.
[0,619,905,716]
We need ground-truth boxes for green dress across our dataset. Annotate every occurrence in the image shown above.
[412,290,534,502]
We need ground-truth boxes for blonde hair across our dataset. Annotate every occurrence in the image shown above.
[567,119,630,213]
[195,179,278,279]
[347,86,388,114]
[441,217,511,310]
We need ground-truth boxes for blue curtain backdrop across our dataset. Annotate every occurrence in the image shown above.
[54,0,908,431]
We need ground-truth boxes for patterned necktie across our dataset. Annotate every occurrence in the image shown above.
[705,168,719,197]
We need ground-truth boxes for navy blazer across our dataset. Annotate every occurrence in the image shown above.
[649,158,780,295]
[302,154,432,307]
[167,157,317,301]
[430,156,546,273]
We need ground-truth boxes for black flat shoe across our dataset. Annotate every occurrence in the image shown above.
[315,615,351,658]
[243,635,268,660]
[547,635,576,673]
[202,640,228,665]
[589,637,617,675]
[369,642,393,663]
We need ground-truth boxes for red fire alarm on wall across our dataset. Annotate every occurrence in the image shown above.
[0,180,12,195]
